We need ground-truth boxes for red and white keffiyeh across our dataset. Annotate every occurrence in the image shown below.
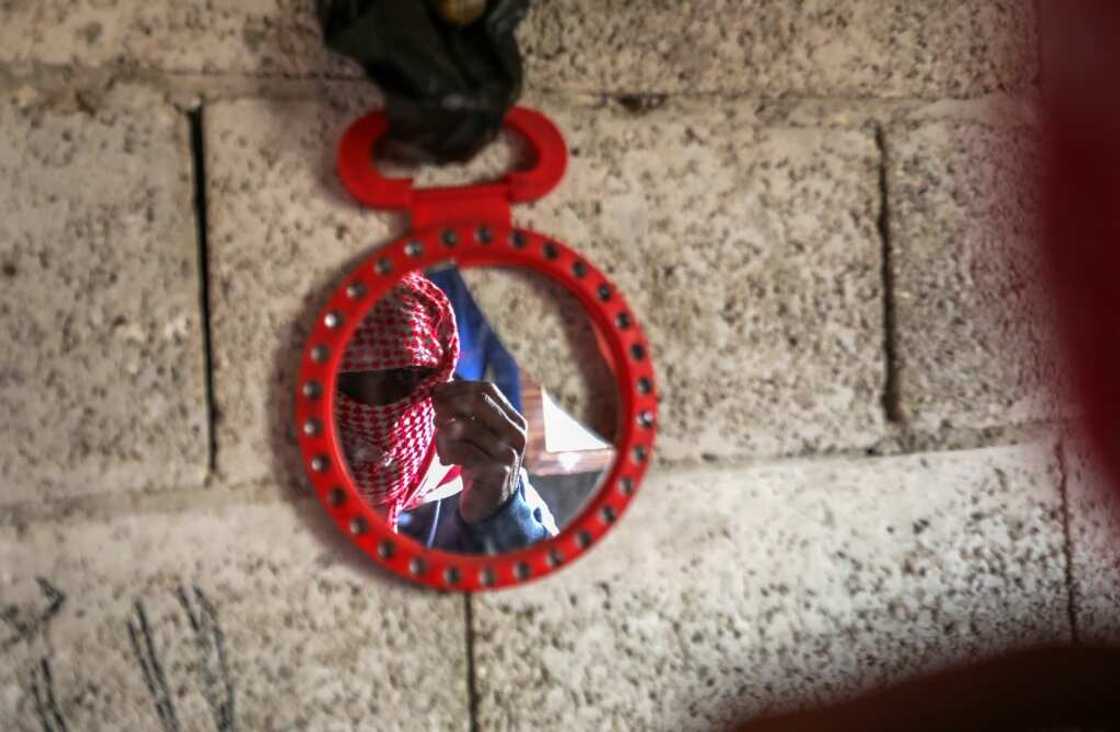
[336,272,460,526]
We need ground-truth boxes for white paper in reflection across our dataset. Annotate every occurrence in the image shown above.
[541,388,612,452]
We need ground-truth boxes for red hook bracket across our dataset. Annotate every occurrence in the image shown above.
[337,107,569,231]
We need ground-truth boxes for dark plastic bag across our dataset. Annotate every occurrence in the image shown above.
[318,0,531,163]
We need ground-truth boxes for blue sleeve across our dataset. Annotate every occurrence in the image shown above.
[425,471,558,554]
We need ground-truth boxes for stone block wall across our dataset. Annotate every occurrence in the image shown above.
[2,2,1111,730]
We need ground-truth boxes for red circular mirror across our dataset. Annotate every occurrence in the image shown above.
[295,224,657,590]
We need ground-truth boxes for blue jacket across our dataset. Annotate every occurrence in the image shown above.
[397,471,558,553]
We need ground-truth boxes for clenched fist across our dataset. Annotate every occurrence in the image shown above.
[431,380,528,524]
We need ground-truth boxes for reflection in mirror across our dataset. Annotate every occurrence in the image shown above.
[334,262,619,555]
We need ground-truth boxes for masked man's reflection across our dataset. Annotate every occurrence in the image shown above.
[335,272,558,554]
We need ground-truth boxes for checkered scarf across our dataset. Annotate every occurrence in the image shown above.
[336,272,459,526]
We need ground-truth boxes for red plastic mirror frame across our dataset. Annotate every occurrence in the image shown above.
[295,225,658,591]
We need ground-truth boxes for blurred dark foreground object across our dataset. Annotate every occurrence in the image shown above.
[318,0,531,163]
[738,645,1120,732]
[1039,2,1120,494]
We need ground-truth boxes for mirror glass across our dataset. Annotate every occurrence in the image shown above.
[333,262,619,555]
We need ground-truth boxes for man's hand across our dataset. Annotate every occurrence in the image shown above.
[431,380,528,524]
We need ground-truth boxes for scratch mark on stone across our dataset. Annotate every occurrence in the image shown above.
[30,656,67,732]
[1055,439,1079,643]
[176,584,236,731]
[1,578,67,653]
[127,600,180,732]
[874,123,903,424]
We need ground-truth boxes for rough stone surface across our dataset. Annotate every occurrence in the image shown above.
[523,0,1037,98]
[0,1,1034,99]
[0,495,468,730]
[205,95,398,490]
[1065,438,1120,643]
[0,0,357,78]
[472,443,1069,731]
[888,120,1058,435]
[0,1,1075,729]
[514,98,887,463]
[0,88,208,504]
